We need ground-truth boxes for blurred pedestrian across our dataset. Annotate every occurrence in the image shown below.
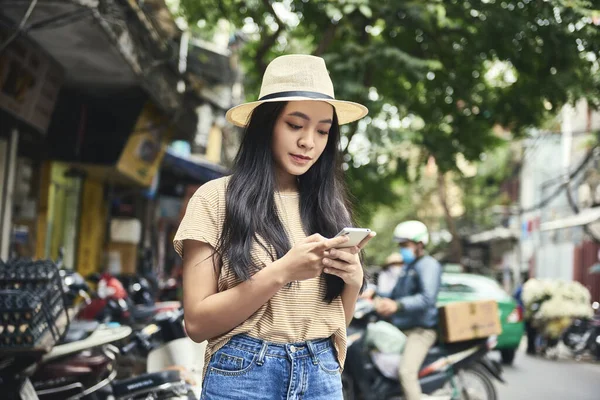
[360,253,404,299]
[377,252,405,296]
[514,272,537,355]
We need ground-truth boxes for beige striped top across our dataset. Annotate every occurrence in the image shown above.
[173,176,347,376]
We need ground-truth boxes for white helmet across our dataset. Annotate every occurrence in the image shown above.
[393,220,429,246]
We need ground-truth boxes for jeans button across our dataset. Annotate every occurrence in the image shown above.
[290,345,296,353]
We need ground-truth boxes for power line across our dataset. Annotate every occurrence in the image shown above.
[520,143,599,214]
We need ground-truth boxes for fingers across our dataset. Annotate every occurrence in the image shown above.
[304,233,326,243]
[324,248,356,263]
[323,257,352,272]
[357,231,377,250]
[319,235,349,250]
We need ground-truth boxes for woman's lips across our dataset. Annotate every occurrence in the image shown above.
[290,154,311,165]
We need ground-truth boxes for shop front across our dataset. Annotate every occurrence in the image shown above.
[0,30,63,261]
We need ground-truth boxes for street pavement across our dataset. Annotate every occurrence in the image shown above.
[494,342,600,400]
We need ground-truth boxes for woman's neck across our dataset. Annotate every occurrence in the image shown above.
[275,171,299,194]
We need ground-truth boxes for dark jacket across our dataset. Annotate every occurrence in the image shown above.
[384,255,442,330]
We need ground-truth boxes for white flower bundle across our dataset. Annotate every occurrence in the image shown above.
[523,278,593,320]
[536,297,594,320]
[522,278,555,306]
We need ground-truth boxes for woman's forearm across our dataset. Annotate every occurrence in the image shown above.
[184,260,288,342]
[341,284,361,326]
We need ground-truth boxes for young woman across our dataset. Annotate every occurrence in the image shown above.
[174,54,374,400]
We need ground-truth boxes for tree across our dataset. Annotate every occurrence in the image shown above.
[177,0,600,225]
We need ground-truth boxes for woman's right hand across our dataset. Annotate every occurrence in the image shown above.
[278,233,349,283]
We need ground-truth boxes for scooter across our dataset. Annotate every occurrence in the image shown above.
[0,263,194,399]
[77,273,180,328]
[31,314,195,399]
[343,299,504,400]
[562,301,600,361]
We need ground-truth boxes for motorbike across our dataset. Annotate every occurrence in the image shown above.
[562,301,600,361]
[0,259,191,400]
[343,299,504,400]
[30,320,194,399]
[77,272,180,328]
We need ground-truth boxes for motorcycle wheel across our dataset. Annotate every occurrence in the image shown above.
[456,366,497,400]
[592,332,600,361]
[342,372,356,400]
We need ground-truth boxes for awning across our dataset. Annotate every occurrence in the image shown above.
[468,227,518,244]
[540,207,600,231]
[162,150,228,183]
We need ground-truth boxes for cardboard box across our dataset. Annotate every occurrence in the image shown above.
[107,242,139,275]
[439,300,502,343]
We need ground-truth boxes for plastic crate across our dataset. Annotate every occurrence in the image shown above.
[0,259,69,350]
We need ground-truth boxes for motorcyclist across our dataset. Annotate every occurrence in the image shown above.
[374,220,444,400]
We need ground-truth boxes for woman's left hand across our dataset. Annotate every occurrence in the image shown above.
[322,232,376,289]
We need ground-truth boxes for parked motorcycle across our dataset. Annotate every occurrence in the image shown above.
[343,299,504,400]
[0,259,193,399]
[77,273,180,327]
[562,301,600,361]
[31,319,194,399]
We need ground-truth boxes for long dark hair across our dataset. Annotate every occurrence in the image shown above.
[214,101,355,302]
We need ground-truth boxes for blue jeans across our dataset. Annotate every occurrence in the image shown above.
[200,335,343,400]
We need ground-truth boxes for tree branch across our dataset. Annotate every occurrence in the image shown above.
[313,23,338,56]
[437,170,463,263]
[255,0,286,74]
[216,0,230,20]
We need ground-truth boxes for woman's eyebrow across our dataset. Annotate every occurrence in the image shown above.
[287,111,333,124]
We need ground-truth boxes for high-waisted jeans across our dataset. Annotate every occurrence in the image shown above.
[200,334,343,400]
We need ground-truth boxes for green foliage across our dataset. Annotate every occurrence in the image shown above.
[178,0,600,237]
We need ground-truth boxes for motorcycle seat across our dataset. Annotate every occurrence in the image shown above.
[63,320,101,343]
[112,370,182,397]
[439,338,488,354]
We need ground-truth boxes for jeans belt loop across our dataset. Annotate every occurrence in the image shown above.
[306,340,319,365]
[256,341,268,366]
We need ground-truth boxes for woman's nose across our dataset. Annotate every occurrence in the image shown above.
[298,130,316,149]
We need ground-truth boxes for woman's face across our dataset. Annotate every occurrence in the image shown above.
[272,101,334,181]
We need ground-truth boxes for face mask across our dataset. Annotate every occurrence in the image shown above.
[399,247,416,265]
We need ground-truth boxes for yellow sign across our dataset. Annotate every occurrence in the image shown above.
[116,102,172,186]
[77,179,107,277]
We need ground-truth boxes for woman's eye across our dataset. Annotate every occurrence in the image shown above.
[287,123,302,130]
[318,130,329,135]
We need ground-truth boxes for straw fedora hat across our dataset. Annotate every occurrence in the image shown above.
[226,54,368,127]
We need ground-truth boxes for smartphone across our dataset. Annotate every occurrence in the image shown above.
[333,228,372,248]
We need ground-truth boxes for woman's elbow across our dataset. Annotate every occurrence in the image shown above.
[184,319,210,343]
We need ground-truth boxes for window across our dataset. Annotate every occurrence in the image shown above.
[440,281,476,293]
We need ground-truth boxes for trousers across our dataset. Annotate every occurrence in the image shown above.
[200,334,343,400]
[398,327,437,400]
